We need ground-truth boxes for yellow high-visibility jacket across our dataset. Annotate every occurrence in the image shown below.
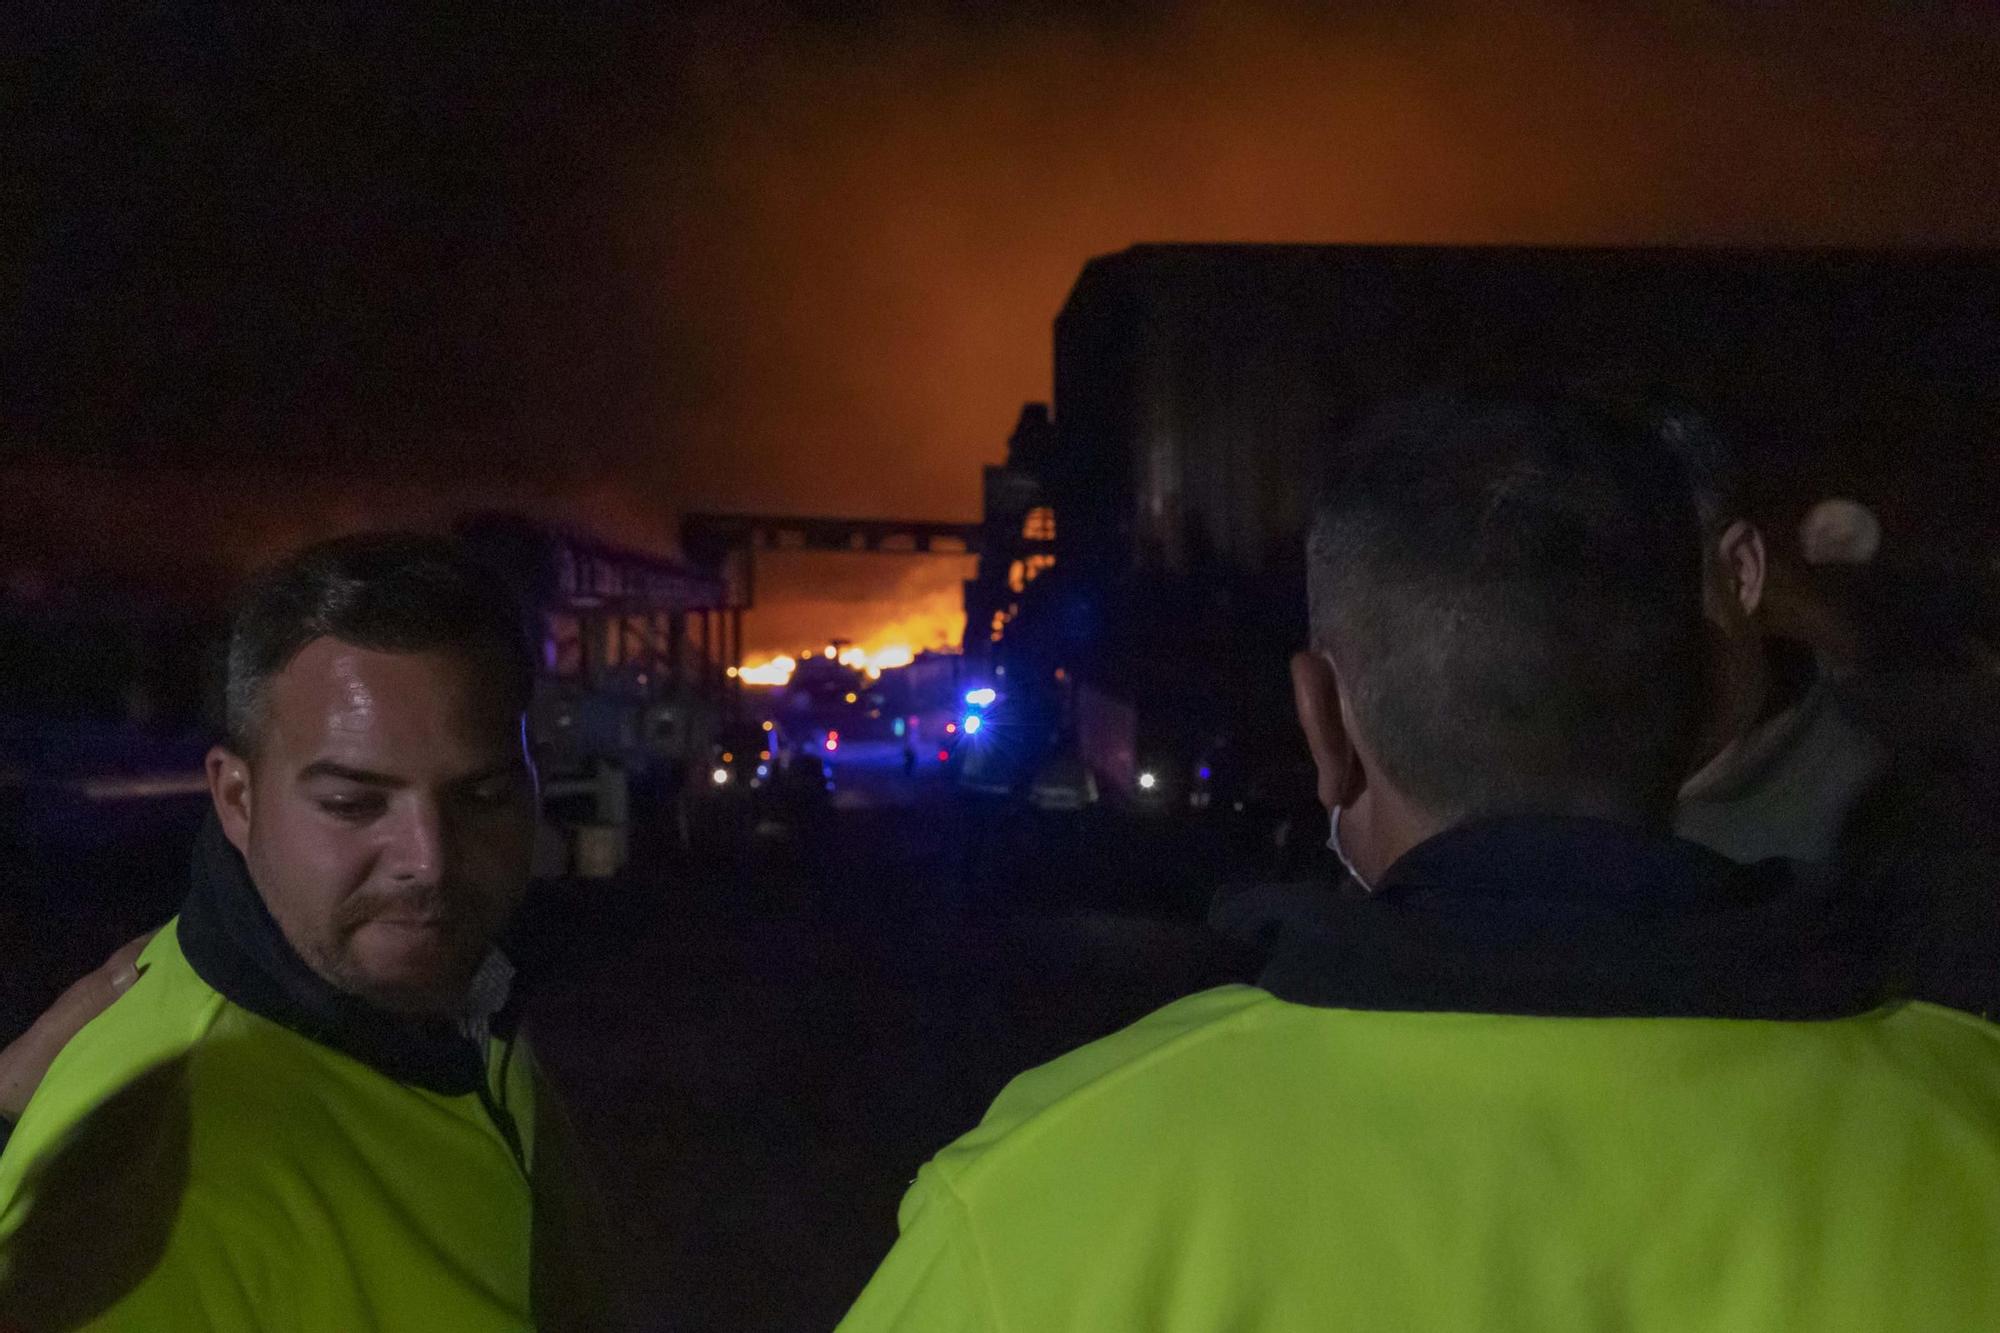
[841,819,2000,1332]
[0,918,543,1331]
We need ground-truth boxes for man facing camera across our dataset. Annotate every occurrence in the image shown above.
[0,534,608,1331]
[839,394,2000,1332]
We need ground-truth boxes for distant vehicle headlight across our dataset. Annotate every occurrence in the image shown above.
[962,714,982,735]
[1137,771,1158,791]
[711,767,731,786]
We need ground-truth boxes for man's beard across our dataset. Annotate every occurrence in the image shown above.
[316,886,496,1016]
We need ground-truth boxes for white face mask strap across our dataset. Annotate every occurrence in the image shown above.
[1327,804,1375,893]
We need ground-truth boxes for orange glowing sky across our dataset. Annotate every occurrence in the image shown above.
[12,3,2000,656]
[649,3,2000,656]
[639,1,2000,524]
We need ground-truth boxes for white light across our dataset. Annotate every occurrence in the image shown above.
[964,687,997,708]
[738,656,797,687]
[711,767,731,786]
[1138,771,1158,791]
[962,714,982,735]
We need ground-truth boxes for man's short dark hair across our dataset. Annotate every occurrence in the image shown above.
[223,532,535,754]
[1307,392,1708,821]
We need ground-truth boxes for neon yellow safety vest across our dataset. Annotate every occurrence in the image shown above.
[0,920,540,1331]
[840,984,2000,1332]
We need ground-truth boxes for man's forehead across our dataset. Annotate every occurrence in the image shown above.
[262,638,522,754]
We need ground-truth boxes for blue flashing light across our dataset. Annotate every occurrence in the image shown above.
[1198,764,1213,782]
[961,714,983,735]
[964,687,998,708]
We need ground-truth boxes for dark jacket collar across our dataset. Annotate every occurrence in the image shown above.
[177,813,510,1095]
[1257,816,1891,1020]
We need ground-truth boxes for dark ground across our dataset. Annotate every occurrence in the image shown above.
[0,741,1266,1330]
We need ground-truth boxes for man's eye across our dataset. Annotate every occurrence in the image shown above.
[319,795,384,820]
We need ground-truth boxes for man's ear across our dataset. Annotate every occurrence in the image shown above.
[206,746,253,856]
[1716,519,1767,618]
[1291,650,1365,811]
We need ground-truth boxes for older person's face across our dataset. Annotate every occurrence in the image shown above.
[208,639,536,1016]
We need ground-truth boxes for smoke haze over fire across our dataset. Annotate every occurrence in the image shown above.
[642,1,2000,521]
[11,2,2000,648]
[737,554,974,665]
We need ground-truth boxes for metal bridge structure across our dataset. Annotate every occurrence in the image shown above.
[679,512,984,616]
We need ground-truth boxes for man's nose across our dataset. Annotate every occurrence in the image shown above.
[384,799,450,885]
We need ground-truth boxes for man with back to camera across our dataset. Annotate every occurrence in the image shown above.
[0,533,610,1330]
[1212,401,2000,1016]
[838,392,2000,1331]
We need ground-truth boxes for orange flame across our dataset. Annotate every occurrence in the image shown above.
[736,639,935,688]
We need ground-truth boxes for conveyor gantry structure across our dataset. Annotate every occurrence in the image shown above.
[679,512,985,613]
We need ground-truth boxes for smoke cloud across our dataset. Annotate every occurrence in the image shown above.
[12,2,2000,648]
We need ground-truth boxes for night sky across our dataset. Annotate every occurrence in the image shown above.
[8,1,2000,652]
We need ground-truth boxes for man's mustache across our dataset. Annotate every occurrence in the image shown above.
[334,886,475,933]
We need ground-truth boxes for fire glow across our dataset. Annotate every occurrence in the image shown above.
[735,641,921,688]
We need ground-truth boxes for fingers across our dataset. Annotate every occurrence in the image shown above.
[50,930,154,1016]
[0,929,164,1121]
[102,930,159,996]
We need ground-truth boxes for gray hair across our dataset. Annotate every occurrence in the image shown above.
[1307,392,1707,821]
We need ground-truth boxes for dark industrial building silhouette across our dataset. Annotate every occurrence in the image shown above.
[673,245,2000,795]
[975,244,2000,791]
